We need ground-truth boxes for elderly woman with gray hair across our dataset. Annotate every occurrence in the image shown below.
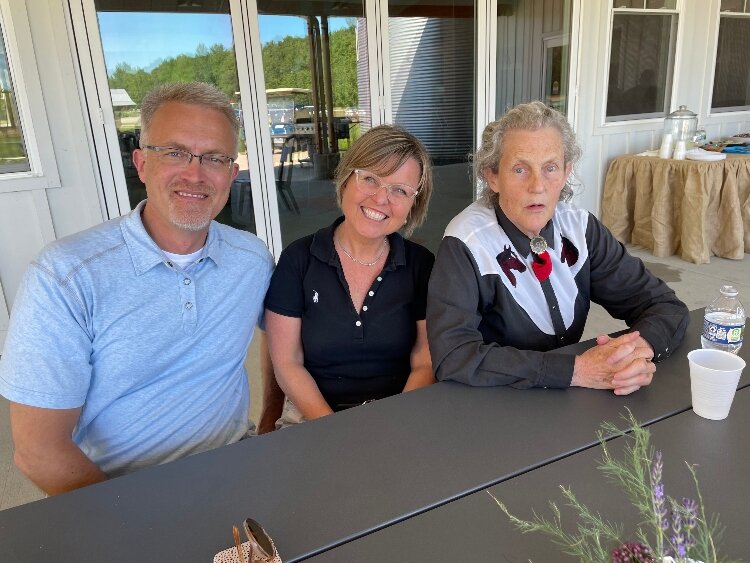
[426,101,689,394]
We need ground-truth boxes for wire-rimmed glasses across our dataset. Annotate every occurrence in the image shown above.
[143,145,235,172]
[352,169,419,205]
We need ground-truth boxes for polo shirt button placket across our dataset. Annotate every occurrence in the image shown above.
[180,273,198,333]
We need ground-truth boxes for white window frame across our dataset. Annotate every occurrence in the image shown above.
[0,0,60,193]
[596,0,682,131]
[707,5,750,117]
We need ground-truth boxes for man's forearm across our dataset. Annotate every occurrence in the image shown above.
[14,442,108,495]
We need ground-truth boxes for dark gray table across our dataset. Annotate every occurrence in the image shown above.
[0,309,746,562]
[311,387,750,562]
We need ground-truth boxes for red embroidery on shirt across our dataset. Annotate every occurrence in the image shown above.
[561,236,579,266]
[496,245,527,287]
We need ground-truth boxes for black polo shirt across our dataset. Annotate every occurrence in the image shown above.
[265,217,434,410]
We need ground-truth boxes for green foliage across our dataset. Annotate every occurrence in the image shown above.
[490,410,736,563]
[107,23,358,109]
[490,489,622,562]
[108,43,239,106]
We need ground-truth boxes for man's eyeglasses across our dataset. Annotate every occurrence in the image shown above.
[143,145,235,172]
[353,169,419,204]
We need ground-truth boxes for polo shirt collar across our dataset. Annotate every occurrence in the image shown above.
[121,200,222,275]
[310,216,407,271]
[494,202,555,258]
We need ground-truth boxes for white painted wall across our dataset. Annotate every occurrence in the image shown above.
[0,0,103,352]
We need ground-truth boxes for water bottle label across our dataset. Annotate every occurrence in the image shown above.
[702,319,745,345]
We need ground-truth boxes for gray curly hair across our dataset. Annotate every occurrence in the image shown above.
[474,101,581,207]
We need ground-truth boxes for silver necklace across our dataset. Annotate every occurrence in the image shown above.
[336,236,389,267]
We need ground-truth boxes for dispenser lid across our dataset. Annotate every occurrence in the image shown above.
[666,105,697,120]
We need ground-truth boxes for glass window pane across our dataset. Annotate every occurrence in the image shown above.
[605,13,676,121]
[0,20,30,174]
[719,0,746,13]
[612,1,644,8]
[645,0,677,9]
[95,3,255,232]
[496,1,573,115]
[389,0,475,253]
[612,1,677,10]
[257,1,367,247]
[712,16,750,111]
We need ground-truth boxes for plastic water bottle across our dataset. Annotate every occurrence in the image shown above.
[701,285,746,354]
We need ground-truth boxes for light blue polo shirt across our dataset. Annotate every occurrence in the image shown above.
[0,201,273,476]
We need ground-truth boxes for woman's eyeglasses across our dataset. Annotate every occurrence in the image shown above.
[353,169,419,204]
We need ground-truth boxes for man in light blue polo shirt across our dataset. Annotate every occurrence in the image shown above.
[0,82,274,494]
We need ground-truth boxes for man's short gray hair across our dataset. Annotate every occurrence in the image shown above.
[139,82,240,155]
[474,100,582,207]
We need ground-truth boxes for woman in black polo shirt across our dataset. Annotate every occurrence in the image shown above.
[264,125,435,425]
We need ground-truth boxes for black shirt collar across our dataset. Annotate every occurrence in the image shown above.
[493,203,555,258]
[310,216,407,271]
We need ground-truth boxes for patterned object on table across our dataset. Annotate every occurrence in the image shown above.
[214,541,283,563]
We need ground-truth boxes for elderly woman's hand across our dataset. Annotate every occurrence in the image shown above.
[571,331,656,395]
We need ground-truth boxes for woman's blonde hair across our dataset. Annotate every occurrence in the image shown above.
[334,125,433,237]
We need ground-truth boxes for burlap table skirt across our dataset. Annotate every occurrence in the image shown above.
[601,154,750,264]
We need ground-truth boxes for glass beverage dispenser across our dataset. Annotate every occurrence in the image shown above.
[663,105,698,143]
[661,105,697,159]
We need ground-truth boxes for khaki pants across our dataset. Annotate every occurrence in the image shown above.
[275,397,307,429]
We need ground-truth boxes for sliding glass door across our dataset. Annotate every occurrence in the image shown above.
[70,0,578,257]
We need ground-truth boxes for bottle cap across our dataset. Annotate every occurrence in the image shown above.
[720,285,738,297]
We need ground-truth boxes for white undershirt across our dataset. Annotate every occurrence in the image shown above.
[162,247,205,269]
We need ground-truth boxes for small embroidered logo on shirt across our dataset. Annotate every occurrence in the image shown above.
[313,290,319,303]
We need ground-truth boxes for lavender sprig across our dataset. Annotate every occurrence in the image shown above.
[492,411,732,563]
[650,451,668,555]
[683,497,698,551]
[668,498,687,559]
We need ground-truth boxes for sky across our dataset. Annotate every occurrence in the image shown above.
[97,12,349,74]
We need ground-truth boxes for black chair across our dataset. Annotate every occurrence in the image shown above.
[276,138,300,214]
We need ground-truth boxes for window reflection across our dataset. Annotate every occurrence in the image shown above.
[712,14,750,112]
[0,19,30,174]
[95,2,253,231]
[496,0,572,116]
[605,8,677,121]
[257,3,367,247]
[389,0,475,253]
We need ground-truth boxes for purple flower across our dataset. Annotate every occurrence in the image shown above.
[651,451,663,484]
[672,506,683,535]
[611,541,657,563]
[651,454,669,532]
[682,497,698,548]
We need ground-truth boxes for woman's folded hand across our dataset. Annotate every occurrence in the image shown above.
[571,331,656,395]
